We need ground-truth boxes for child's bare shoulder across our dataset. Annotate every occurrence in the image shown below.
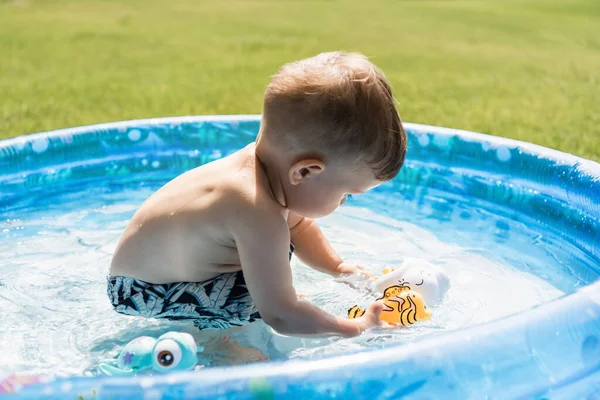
[213,148,289,236]
[228,155,286,221]
[191,145,286,225]
[130,145,281,228]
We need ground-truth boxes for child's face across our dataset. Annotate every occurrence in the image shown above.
[285,161,382,218]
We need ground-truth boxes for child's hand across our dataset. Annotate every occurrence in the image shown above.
[335,262,372,277]
[355,301,385,332]
[334,262,373,290]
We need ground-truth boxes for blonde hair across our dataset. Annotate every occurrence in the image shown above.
[261,51,407,181]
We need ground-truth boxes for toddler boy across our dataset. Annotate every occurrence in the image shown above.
[108,51,407,337]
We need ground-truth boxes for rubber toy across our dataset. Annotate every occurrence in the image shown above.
[348,258,450,327]
[348,286,432,326]
[372,258,450,306]
[98,332,202,376]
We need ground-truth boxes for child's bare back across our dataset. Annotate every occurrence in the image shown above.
[110,144,278,284]
[108,51,407,337]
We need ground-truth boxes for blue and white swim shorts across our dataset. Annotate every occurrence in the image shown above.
[107,244,294,330]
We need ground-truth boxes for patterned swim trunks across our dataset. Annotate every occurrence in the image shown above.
[107,244,294,330]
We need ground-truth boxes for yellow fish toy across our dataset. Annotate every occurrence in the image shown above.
[348,285,432,327]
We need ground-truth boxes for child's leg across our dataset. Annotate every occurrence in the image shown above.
[203,335,269,366]
[188,326,269,366]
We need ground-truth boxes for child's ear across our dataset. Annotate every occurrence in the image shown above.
[289,159,325,185]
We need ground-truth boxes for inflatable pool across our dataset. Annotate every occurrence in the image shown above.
[1,116,599,399]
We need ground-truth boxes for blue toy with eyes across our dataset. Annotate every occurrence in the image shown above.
[98,332,202,376]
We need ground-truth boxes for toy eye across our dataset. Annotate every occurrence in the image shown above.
[153,339,182,369]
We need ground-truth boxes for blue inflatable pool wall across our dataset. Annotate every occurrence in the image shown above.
[0,116,599,399]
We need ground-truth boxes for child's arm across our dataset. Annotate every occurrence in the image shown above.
[288,212,368,277]
[232,206,382,337]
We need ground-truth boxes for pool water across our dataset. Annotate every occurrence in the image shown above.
[1,164,595,378]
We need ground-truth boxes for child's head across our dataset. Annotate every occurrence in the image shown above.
[257,51,407,218]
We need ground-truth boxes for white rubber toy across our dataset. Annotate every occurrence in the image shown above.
[372,258,451,305]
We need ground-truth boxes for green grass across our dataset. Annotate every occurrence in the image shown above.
[1,0,599,160]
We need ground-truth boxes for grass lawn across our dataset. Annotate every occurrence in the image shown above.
[1,0,599,160]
